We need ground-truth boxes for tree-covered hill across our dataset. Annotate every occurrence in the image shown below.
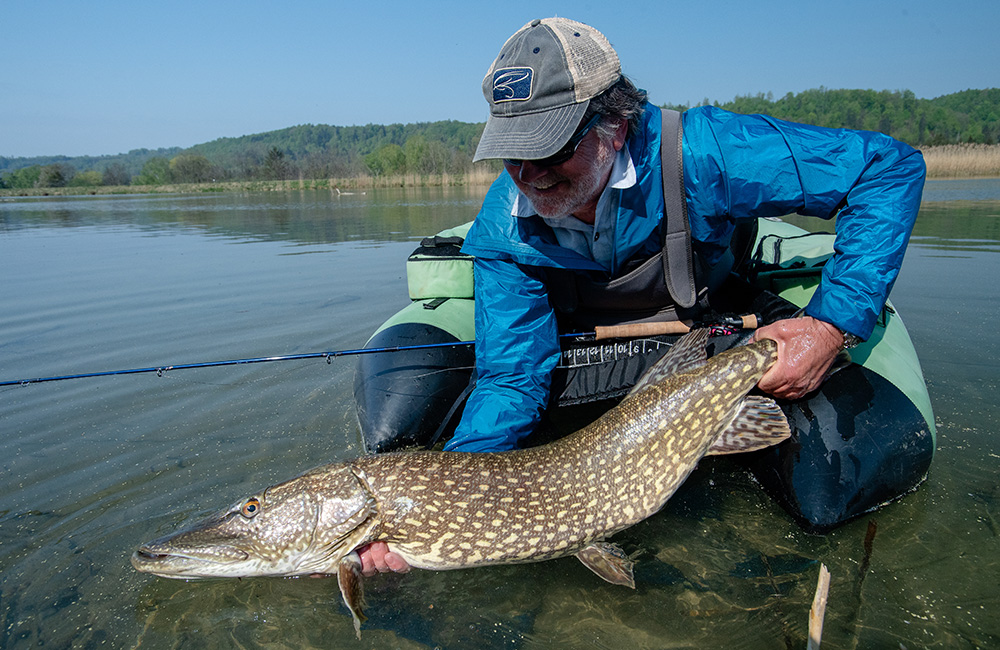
[184,120,486,180]
[3,87,997,189]
[679,87,1000,146]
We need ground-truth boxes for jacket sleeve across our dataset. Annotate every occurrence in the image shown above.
[444,256,561,452]
[683,106,926,340]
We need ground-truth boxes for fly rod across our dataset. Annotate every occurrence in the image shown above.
[0,341,474,387]
[1,315,758,388]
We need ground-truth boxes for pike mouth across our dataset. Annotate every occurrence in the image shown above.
[134,548,170,562]
[131,544,250,573]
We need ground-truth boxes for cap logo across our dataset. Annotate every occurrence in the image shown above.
[492,67,533,103]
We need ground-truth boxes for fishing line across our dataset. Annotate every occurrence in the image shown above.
[1,314,758,388]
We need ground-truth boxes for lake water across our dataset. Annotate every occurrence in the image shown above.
[1,180,998,649]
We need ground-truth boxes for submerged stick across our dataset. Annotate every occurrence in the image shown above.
[808,563,831,650]
[858,519,878,583]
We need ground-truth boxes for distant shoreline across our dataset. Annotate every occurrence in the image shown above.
[2,145,997,198]
[0,168,498,198]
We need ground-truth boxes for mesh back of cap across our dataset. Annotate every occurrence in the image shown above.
[545,18,620,102]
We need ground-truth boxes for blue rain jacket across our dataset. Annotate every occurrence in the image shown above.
[446,104,925,453]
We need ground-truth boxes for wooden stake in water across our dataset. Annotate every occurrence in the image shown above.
[808,563,831,649]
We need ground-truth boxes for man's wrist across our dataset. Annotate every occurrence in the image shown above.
[836,327,863,350]
[806,312,863,350]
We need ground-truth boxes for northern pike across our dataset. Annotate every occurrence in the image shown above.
[131,330,789,637]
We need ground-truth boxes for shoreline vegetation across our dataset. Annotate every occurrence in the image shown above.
[0,167,499,197]
[1,145,997,198]
[5,89,998,196]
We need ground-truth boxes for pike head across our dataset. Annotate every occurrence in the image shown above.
[131,463,377,579]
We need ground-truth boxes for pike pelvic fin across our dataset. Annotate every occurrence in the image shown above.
[707,395,791,455]
[337,552,367,639]
[574,541,636,589]
[628,328,711,397]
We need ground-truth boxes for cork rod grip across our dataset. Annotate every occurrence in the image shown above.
[593,314,759,341]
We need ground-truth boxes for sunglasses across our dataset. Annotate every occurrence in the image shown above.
[503,113,603,168]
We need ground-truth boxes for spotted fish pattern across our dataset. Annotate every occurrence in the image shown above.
[132,331,789,637]
[355,332,782,568]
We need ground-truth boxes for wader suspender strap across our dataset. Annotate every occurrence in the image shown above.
[659,109,697,309]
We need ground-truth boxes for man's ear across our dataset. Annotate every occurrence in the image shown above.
[612,119,628,152]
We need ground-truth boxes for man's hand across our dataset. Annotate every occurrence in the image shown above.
[357,542,411,576]
[753,316,844,400]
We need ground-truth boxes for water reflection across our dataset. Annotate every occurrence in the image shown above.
[921,177,1000,203]
[910,200,1000,255]
[0,186,489,246]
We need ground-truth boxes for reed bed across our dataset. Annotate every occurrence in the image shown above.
[921,143,1000,178]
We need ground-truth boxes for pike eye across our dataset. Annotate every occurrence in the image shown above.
[241,497,261,518]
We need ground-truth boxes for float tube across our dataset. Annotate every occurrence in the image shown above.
[353,219,935,533]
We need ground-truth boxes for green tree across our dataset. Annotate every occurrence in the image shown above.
[364,143,405,176]
[403,136,428,173]
[37,163,73,187]
[69,170,103,187]
[4,165,42,189]
[135,157,171,185]
[169,154,213,183]
[262,146,291,180]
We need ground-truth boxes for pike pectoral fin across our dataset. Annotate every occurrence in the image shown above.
[575,542,636,589]
[337,552,367,639]
[707,395,791,455]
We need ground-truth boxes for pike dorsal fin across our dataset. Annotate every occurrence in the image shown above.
[628,328,711,397]
[707,395,791,455]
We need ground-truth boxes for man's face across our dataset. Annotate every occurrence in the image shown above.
[503,120,625,224]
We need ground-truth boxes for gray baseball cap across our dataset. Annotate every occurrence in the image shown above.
[473,18,621,162]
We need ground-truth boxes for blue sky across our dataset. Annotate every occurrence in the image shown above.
[3,0,997,158]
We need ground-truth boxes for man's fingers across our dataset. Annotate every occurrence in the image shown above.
[358,545,377,576]
[752,316,841,400]
[358,542,411,575]
[385,552,411,573]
